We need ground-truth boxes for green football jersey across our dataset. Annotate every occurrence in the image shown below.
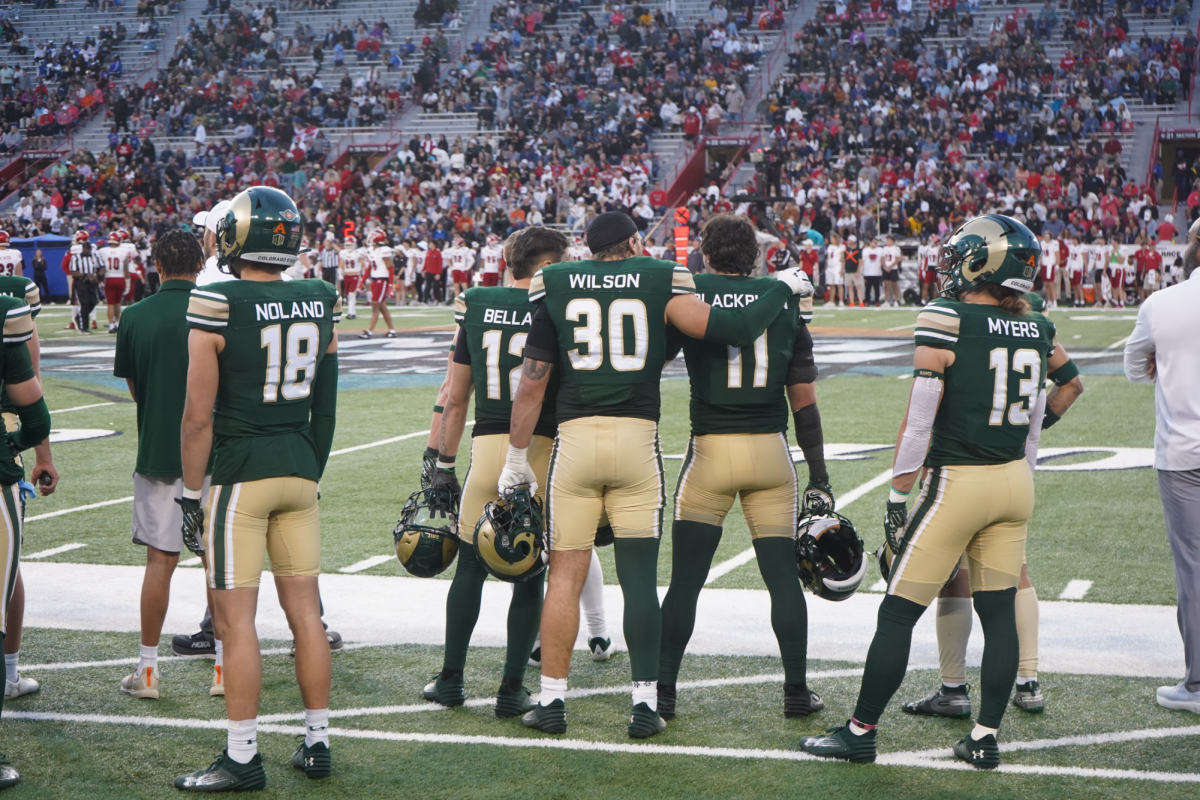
[187,279,340,485]
[528,256,696,423]
[0,276,40,415]
[454,286,557,438]
[0,294,35,486]
[915,299,1056,467]
[682,273,811,435]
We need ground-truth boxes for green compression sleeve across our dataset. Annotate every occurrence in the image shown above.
[311,353,339,476]
[12,397,50,451]
[703,282,791,347]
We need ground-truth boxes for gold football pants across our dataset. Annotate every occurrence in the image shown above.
[674,432,798,538]
[204,477,321,590]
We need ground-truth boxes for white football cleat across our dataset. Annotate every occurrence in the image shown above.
[4,675,39,699]
[1157,682,1200,714]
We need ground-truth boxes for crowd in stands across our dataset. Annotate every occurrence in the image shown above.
[736,0,1196,260]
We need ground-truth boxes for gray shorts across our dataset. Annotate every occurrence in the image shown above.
[132,473,211,553]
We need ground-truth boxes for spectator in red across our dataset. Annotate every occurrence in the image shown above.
[421,241,444,304]
[799,239,819,278]
[682,107,702,142]
[1158,219,1178,242]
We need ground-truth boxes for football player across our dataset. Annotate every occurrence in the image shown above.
[657,214,827,721]
[479,233,505,287]
[422,227,568,716]
[340,235,362,319]
[801,214,1068,770]
[503,211,812,738]
[97,232,129,333]
[0,268,57,703]
[447,236,474,299]
[359,229,398,339]
[902,290,1083,719]
[0,233,22,278]
[1066,235,1086,308]
[176,187,339,791]
[1040,231,1060,310]
[0,291,52,790]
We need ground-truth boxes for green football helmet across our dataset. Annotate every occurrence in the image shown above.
[937,214,1040,299]
[795,511,868,602]
[1025,291,1045,313]
[394,487,459,578]
[474,485,547,583]
[216,186,305,272]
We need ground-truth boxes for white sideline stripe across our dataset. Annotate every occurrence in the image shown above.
[23,543,87,559]
[25,425,465,523]
[7,711,1199,783]
[255,669,870,723]
[891,723,1200,762]
[705,469,893,585]
[1105,336,1131,351]
[179,556,202,567]
[25,497,133,522]
[1060,580,1093,600]
[21,643,377,672]
[339,555,394,574]
[50,402,116,414]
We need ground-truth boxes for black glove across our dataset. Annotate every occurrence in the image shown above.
[884,500,908,554]
[802,475,835,515]
[175,496,206,556]
[420,451,438,489]
[430,466,461,500]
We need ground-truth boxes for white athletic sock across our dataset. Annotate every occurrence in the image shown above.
[1016,675,1037,685]
[632,680,657,712]
[4,652,18,683]
[580,549,608,640]
[941,682,965,689]
[227,719,258,764]
[971,723,998,740]
[540,676,567,706]
[215,639,224,668]
[137,644,157,675]
[848,720,872,736]
[304,708,330,748]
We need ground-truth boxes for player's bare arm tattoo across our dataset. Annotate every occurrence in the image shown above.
[523,358,552,380]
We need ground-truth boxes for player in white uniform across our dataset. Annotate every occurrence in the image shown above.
[1086,239,1108,306]
[0,231,23,277]
[340,235,363,319]
[824,233,845,306]
[567,237,591,261]
[478,233,504,287]
[446,236,474,299]
[1106,241,1127,309]
[360,229,397,339]
[1040,231,1059,310]
[97,233,128,333]
[1065,237,1085,307]
[403,242,423,305]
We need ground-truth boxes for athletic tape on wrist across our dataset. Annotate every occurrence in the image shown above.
[182,487,202,501]
[894,376,943,476]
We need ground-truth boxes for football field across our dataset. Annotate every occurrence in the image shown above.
[4,305,1195,798]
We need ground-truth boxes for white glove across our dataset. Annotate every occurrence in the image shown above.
[498,444,538,495]
[776,266,814,298]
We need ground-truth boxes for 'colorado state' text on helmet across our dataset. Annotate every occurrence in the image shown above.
[937,214,1040,300]
[216,186,305,270]
[394,487,459,578]
[795,511,868,602]
[473,485,547,583]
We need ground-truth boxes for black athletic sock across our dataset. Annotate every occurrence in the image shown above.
[753,537,809,686]
[442,544,488,671]
[973,587,1019,729]
[658,520,723,686]
[423,446,439,460]
[614,537,663,683]
[503,570,544,681]
[853,594,927,726]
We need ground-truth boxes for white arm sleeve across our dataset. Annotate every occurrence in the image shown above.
[893,376,944,477]
[1024,389,1047,474]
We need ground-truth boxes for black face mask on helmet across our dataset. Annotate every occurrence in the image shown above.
[795,511,869,602]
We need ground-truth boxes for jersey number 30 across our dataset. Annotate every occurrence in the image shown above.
[565,298,648,371]
[261,322,319,402]
[988,347,1040,426]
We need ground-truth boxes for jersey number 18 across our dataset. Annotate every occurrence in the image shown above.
[261,322,319,402]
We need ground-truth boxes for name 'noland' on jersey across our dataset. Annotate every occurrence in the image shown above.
[255,301,327,321]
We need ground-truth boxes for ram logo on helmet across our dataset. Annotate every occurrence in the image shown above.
[937,214,1041,300]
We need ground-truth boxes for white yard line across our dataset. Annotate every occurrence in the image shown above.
[179,557,202,567]
[6,709,1198,783]
[26,425,464,523]
[21,643,376,672]
[338,555,394,574]
[1059,580,1093,601]
[22,543,87,559]
[1105,336,1131,351]
[50,402,116,414]
[887,323,917,331]
[705,469,893,585]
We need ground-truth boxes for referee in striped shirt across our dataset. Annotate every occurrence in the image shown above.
[319,238,340,292]
[69,240,102,334]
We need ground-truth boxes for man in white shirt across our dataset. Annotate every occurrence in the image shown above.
[825,233,845,307]
[861,237,885,307]
[1124,217,1200,714]
[882,235,903,307]
[445,236,474,300]
[1040,231,1059,309]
